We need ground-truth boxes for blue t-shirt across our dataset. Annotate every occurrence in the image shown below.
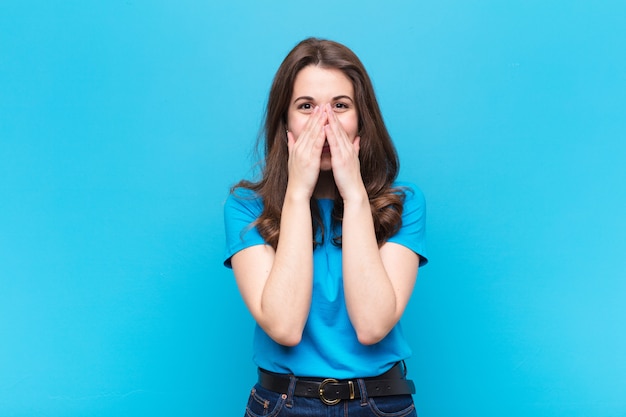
[223,182,428,378]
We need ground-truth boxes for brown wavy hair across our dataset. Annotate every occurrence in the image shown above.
[233,37,405,249]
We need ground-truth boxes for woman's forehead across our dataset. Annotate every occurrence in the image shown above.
[292,65,354,98]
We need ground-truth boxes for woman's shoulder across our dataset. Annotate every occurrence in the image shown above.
[225,186,264,214]
[392,180,426,203]
[229,185,260,200]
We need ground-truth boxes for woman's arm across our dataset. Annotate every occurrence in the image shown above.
[231,193,314,347]
[341,195,419,345]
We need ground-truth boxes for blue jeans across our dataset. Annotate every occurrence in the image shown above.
[244,379,417,417]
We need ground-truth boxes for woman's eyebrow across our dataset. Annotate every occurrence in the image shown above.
[293,96,315,104]
[293,95,354,104]
[333,95,354,102]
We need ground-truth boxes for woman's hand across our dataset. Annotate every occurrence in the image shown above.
[323,103,366,201]
[286,106,328,200]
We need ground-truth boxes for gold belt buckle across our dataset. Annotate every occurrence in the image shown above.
[319,378,355,405]
[319,378,340,405]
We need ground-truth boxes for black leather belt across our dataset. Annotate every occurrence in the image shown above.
[258,363,415,405]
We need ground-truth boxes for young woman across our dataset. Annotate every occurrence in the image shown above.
[224,38,428,417]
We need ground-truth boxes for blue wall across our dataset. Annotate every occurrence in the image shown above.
[1,1,625,416]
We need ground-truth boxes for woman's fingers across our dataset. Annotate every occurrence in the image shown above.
[323,104,364,200]
[325,104,358,159]
[293,106,326,154]
[286,106,329,197]
[325,104,355,151]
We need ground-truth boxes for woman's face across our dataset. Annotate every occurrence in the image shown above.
[287,65,359,171]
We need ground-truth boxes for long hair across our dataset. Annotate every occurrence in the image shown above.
[233,37,405,249]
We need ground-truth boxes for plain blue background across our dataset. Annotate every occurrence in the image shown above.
[1,1,625,416]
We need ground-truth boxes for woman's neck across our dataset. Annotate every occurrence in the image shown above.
[312,171,336,199]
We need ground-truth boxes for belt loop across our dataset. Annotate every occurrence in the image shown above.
[357,378,368,406]
[401,360,408,378]
[285,375,297,408]
[348,380,355,400]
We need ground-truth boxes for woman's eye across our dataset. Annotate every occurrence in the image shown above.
[334,102,349,110]
[298,103,313,110]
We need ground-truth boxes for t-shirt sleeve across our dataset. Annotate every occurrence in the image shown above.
[387,183,429,266]
[223,188,268,268]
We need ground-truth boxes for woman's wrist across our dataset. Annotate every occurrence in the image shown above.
[341,186,369,207]
[284,184,314,205]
